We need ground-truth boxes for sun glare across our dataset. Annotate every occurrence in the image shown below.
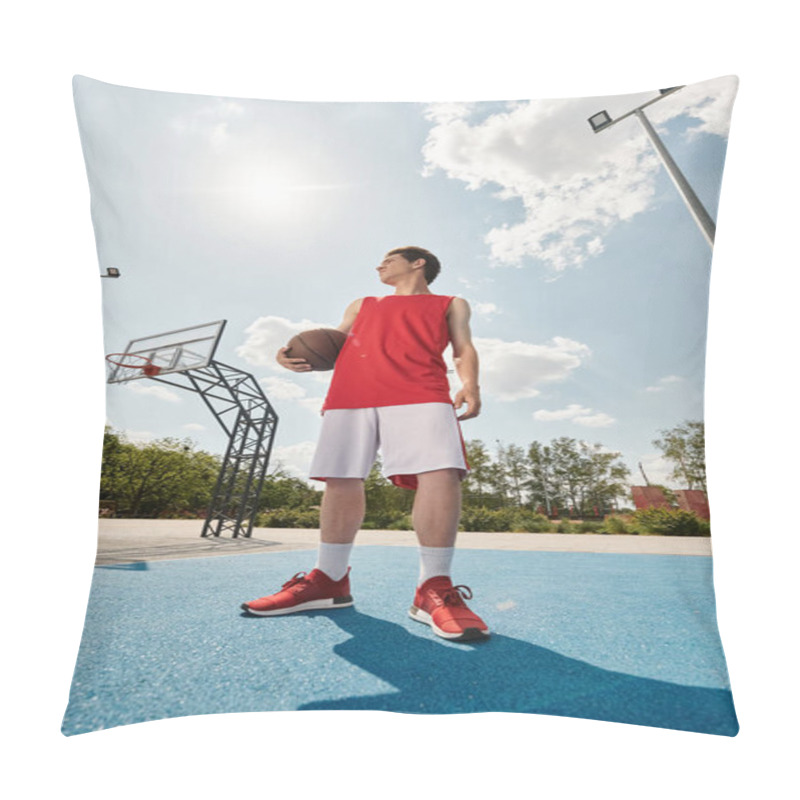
[231,159,315,223]
[200,150,351,236]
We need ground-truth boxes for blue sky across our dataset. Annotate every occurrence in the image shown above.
[75,74,737,488]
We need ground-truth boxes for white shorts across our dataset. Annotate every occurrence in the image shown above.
[309,402,469,490]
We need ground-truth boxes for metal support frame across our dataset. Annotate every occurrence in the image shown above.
[146,361,278,538]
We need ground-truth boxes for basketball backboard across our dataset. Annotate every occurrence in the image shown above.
[107,320,227,383]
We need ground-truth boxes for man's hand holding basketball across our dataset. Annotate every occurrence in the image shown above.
[276,347,312,372]
[454,385,481,420]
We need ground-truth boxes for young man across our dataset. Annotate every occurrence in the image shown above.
[241,247,489,641]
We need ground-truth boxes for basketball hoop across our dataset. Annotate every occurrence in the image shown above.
[105,353,162,377]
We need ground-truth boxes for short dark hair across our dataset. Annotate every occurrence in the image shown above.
[388,246,441,285]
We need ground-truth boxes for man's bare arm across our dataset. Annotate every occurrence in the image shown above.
[335,297,364,334]
[447,297,481,420]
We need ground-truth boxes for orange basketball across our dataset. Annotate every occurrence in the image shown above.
[285,328,347,371]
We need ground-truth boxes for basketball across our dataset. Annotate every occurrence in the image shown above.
[285,328,347,371]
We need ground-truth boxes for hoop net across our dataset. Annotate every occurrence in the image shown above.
[105,353,162,382]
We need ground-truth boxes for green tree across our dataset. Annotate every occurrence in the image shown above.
[363,460,413,526]
[258,464,323,511]
[495,442,529,507]
[100,429,220,517]
[576,440,630,515]
[100,426,127,502]
[526,437,629,516]
[526,441,562,514]
[549,437,585,512]
[461,439,496,507]
[652,420,707,492]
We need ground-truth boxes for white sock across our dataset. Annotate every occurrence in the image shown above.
[315,542,353,582]
[418,546,455,586]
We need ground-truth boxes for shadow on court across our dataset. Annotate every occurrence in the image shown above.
[63,547,738,736]
[293,608,738,736]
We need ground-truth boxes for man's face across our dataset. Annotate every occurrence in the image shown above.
[376,253,421,284]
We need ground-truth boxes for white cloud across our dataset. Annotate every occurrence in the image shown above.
[473,336,590,401]
[573,411,615,428]
[271,441,318,482]
[298,396,326,415]
[125,382,182,403]
[534,404,591,421]
[424,102,477,126]
[260,376,308,400]
[122,430,157,445]
[473,301,499,319]
[645,374,684,393]
[533,403,615,428]
[457,276,494,290]
[647,77,739,139]
[182,423,206,431]
[257,376,329,416]
[421,76,737,274]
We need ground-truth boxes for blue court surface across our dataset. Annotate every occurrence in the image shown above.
[62,546,738,736]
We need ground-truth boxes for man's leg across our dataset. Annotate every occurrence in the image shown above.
[378,404,466,582]
[314,478,365,580]
[375,403,488,640]
[413,468,461,583]
[320,478,366,543]
[409,468,489,640]
[241,408,374,616]
[309,408,377,580]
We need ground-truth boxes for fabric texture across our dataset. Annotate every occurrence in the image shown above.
[315,542,354,582]
[308,403,468,489]
[417,545,455,585]
[64,74,740,737]
[323,295,455,410]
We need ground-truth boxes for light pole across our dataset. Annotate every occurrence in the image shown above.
[588,87,716,247]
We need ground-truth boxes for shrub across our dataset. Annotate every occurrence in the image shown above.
[362,510,408,529]
[631,507,704,536]
[257,509,320,528]
[556,519,573,533]
[511,511,553,532]
[459,507,516,532]
[602,514,631,534]
[387,514,414,531]
[578,521,604,533]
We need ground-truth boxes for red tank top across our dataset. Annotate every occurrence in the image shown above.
[322,294,455,411]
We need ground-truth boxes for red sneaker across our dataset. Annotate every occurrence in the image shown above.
[409,576,490,641]
[241,568,353,616]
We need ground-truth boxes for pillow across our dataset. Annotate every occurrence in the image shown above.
[64,74,739,736]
